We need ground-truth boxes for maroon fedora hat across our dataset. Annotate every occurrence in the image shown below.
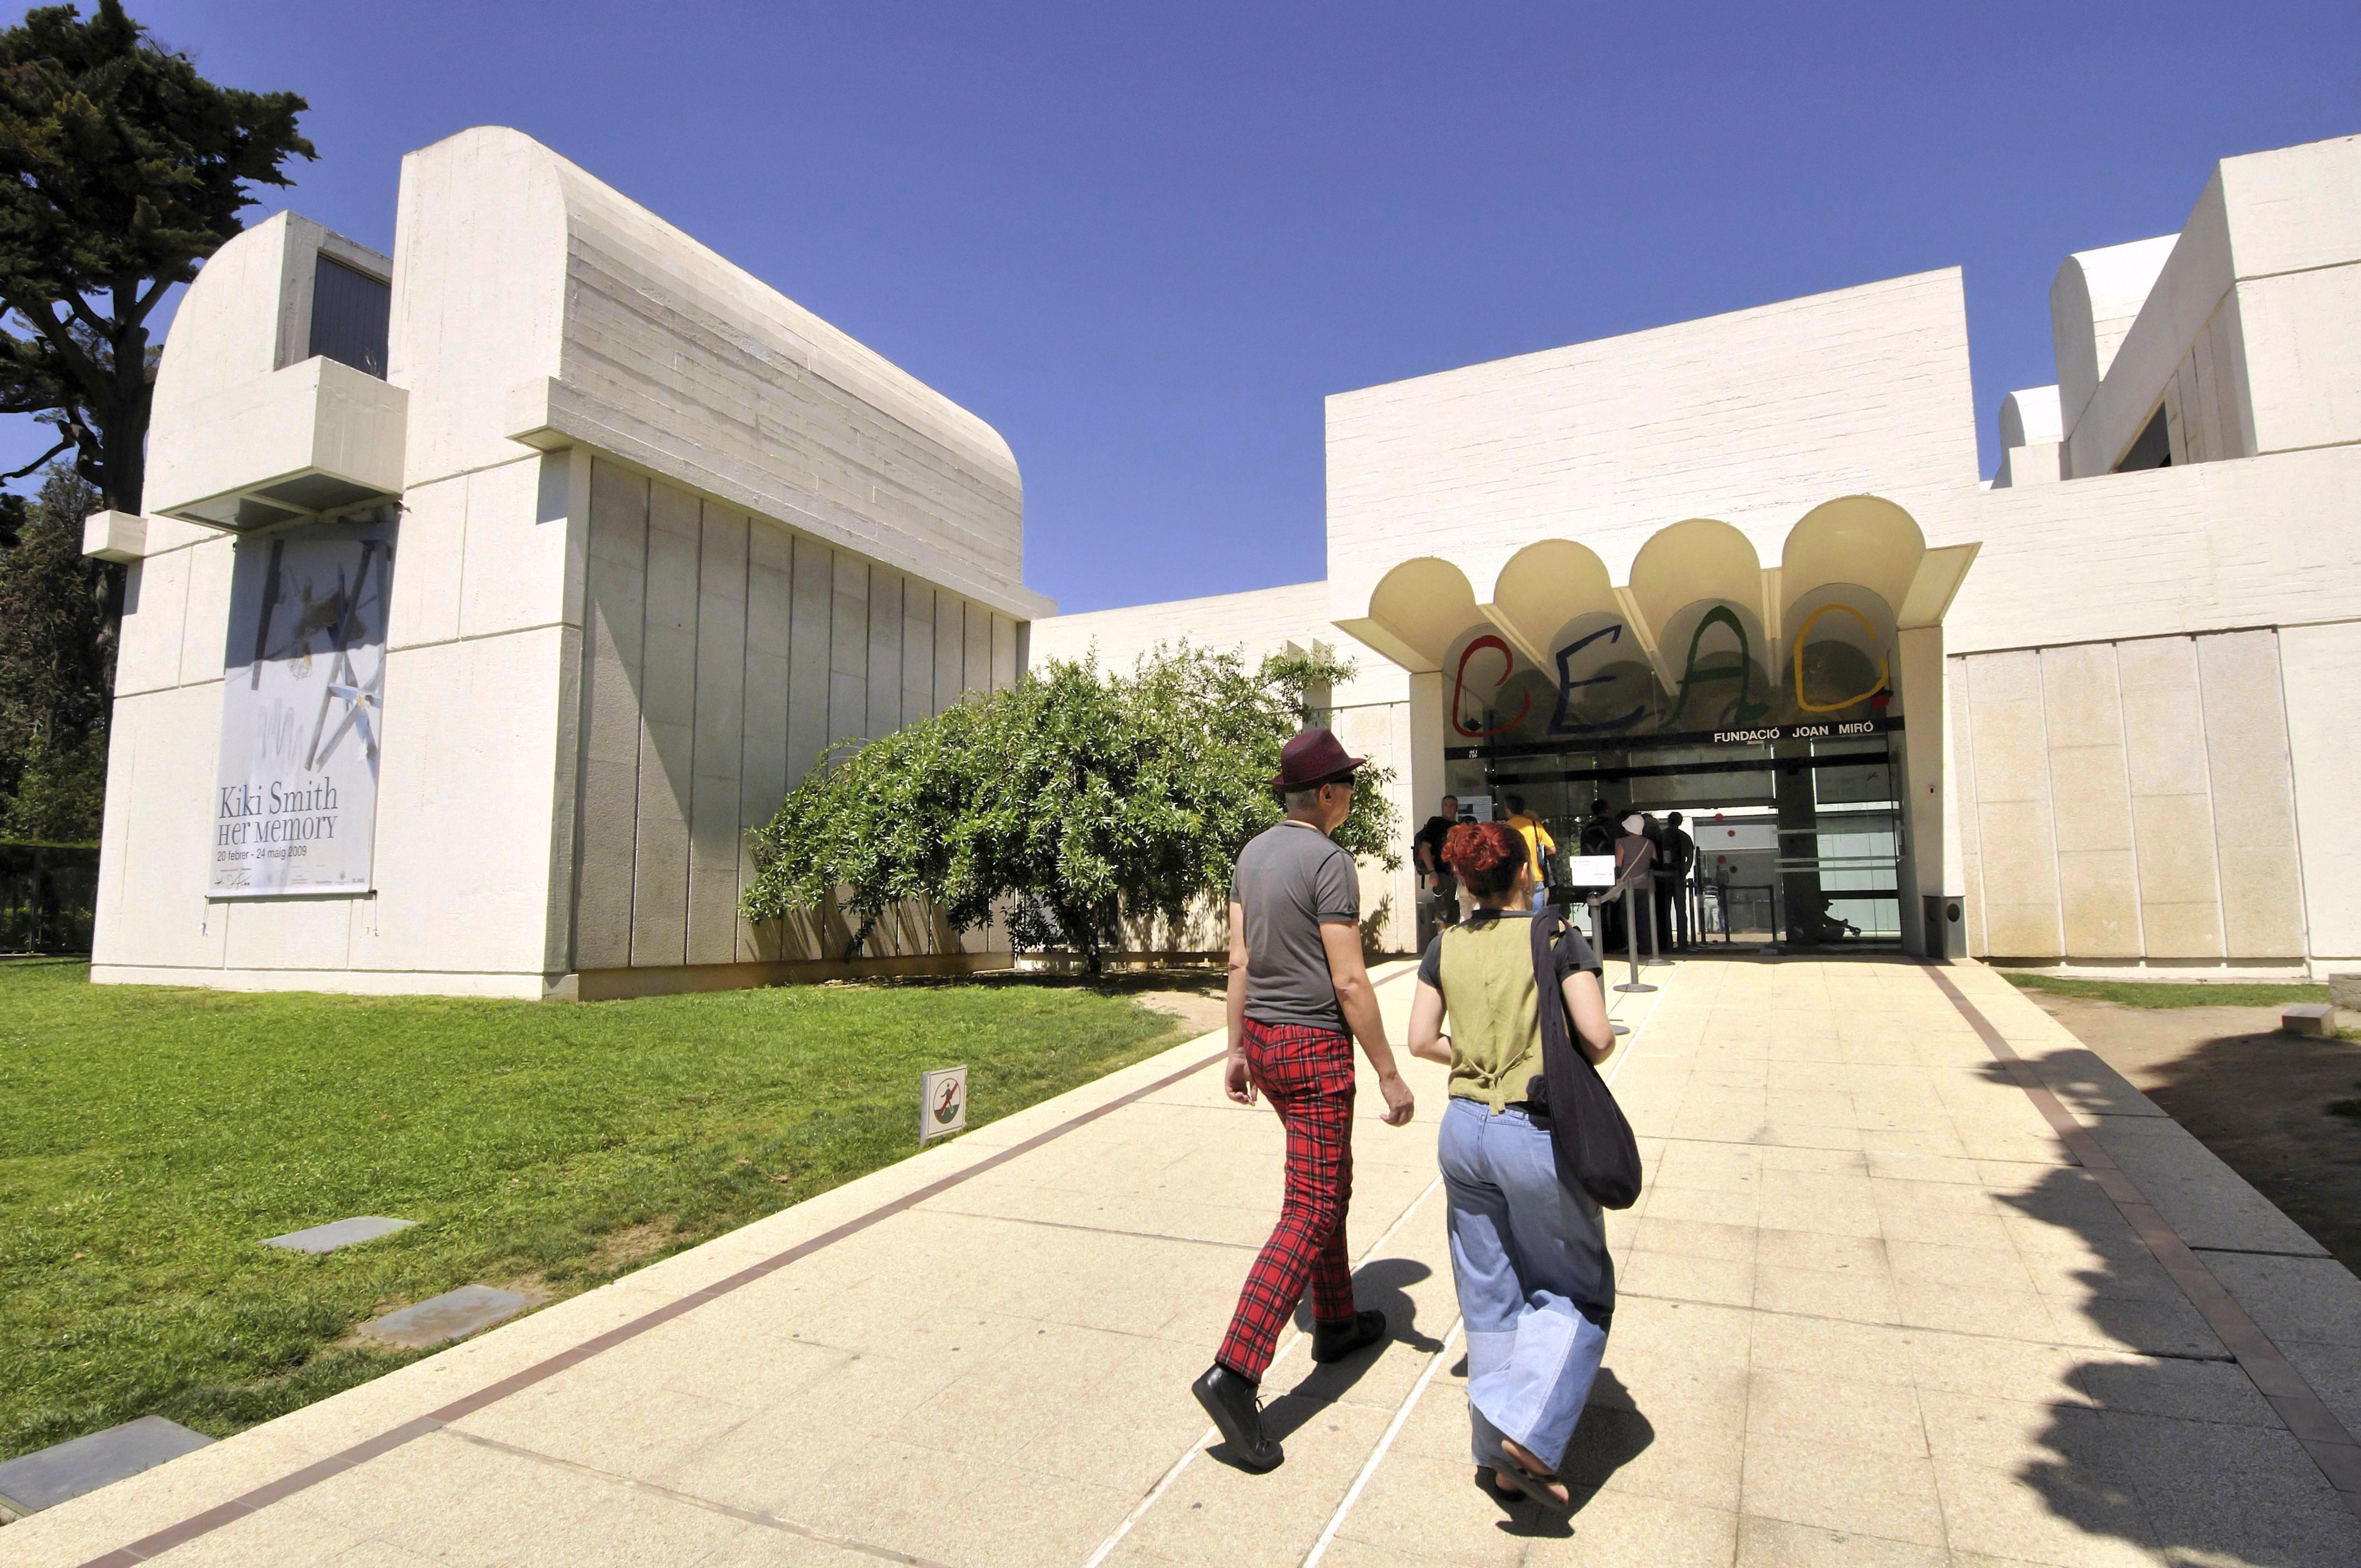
[1271,727,1366,791]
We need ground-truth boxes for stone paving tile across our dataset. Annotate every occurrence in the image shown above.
[1734,1515,1948,1568]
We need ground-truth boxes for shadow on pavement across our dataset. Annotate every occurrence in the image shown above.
[1501,1368,1654,1537]
[1970,1047,2361,1567]
[1207,1259,1440,1468]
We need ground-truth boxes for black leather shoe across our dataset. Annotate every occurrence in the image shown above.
[1190,1364,1283,1472]
[1311,1308,1387,1363]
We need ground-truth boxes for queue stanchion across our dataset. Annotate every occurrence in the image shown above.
[1583,894,1633,1034]
[1613,883,1655,995]
[1644,883,1671,968]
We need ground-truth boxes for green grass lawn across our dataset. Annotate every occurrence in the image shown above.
[0,959,1188,1462]
[2002,972,2330,1009]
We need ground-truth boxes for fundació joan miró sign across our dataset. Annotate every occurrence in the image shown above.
[210,515,397,898]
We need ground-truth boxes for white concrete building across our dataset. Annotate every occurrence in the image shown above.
[87,127,1049,998]
[1040,131,2361,975]
[88,128,2361,993]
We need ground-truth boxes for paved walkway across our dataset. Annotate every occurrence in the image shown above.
[8,957,2361,1568]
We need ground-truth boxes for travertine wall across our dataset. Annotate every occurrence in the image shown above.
[573,459,1019,982]
[1950,629,2306,964]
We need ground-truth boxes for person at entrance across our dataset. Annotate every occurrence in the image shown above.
[1657,810,1695,951]
[1577,799,1617,858]
[1415,794,1462,945]
[1598,813,1654,954]
[1193,727,1418,1474]
[1405,820,1617,1513]
[1503,795,1557,912]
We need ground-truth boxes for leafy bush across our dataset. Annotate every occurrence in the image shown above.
[742,644,1397,971]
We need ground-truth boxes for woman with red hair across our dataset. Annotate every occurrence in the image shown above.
[1406,819,1618,1513]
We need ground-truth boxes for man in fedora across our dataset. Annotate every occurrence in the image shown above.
[1191,727,1417,1472]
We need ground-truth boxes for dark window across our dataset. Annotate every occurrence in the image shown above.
[2113,405,2172,472]
[309,255,389,378]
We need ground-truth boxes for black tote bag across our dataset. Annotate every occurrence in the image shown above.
[1526,905,1644,1210]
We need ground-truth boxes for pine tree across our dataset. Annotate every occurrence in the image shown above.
[0,467,108,841]
[0,0,313,511]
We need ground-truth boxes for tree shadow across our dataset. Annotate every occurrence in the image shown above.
[1959,1045,2361,1566]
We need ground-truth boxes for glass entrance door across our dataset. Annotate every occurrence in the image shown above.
[1447,728,1905,953]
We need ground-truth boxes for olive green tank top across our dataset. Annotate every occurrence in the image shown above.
[1435,915,1546,1112]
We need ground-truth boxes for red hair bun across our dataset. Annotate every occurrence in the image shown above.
[1443,821,1526,901]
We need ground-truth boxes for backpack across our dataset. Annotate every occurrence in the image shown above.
[1525,905,1644,1210]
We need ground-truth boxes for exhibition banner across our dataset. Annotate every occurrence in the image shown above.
[210,515,398,898]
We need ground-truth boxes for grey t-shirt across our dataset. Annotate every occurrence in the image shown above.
[1232,821,1359,1032]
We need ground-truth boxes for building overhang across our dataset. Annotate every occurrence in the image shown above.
[147,356,407,533]
[1334,495,1981,736]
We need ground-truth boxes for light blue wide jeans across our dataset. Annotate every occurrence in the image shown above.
[1439,1096,1612,1473]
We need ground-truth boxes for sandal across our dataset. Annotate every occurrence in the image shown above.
[1491,1449,1574,1514]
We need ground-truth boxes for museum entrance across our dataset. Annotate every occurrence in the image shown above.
[1444,721,1907,954]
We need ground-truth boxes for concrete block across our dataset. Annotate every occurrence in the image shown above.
[0,1417,213,1516]
[356,1285,530,1348]
[81,508,146,563]
[2281,1003,2338,1037]
[262,1216,416,1253]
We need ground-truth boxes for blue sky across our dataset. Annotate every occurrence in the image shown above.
[15,2,2356,611]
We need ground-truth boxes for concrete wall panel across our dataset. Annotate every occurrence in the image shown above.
[962,602,991,699]
[739,523,793,961]
[1946,656,1988,956]
[115,548,191,699]
[902,582,935,726]
[786,535,833,784]
[1960,651,2061,956]
[630,480,700,965]
[829,553,869,747]
[575,460,648,969]
[2237,265,2361,456]
[2198,630,2304,957]
[688,505,748,966]
[177,537,236,687]
[2280,621,2361,964]
[866,567,902,743]
[459,453,571,638]
[933,593,964,715]
[2040,643,2140,955]
[88,684,229,972]
[991,613,1017,692]
[2115,636,2225,957]
[384,475,464,651]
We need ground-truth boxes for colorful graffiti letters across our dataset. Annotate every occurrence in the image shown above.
[1667,605,1771,729]
[1450,633,1531,738]
[1791,602,1890,714]
[1548,623,1646,736]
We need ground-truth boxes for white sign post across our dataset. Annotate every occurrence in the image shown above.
[921,1065,969,1144]
[210,516,396,898]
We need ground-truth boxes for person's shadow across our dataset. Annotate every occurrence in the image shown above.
[1468,1366,1655,1535]
[1204,1258,1444,1468]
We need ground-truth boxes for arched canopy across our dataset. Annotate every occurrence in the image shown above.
[1780,496,1924,631]
[1628,519,1762,641]
[1485,539,1617,664]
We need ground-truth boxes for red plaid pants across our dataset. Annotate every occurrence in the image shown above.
[1216,1017,1358,1381]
